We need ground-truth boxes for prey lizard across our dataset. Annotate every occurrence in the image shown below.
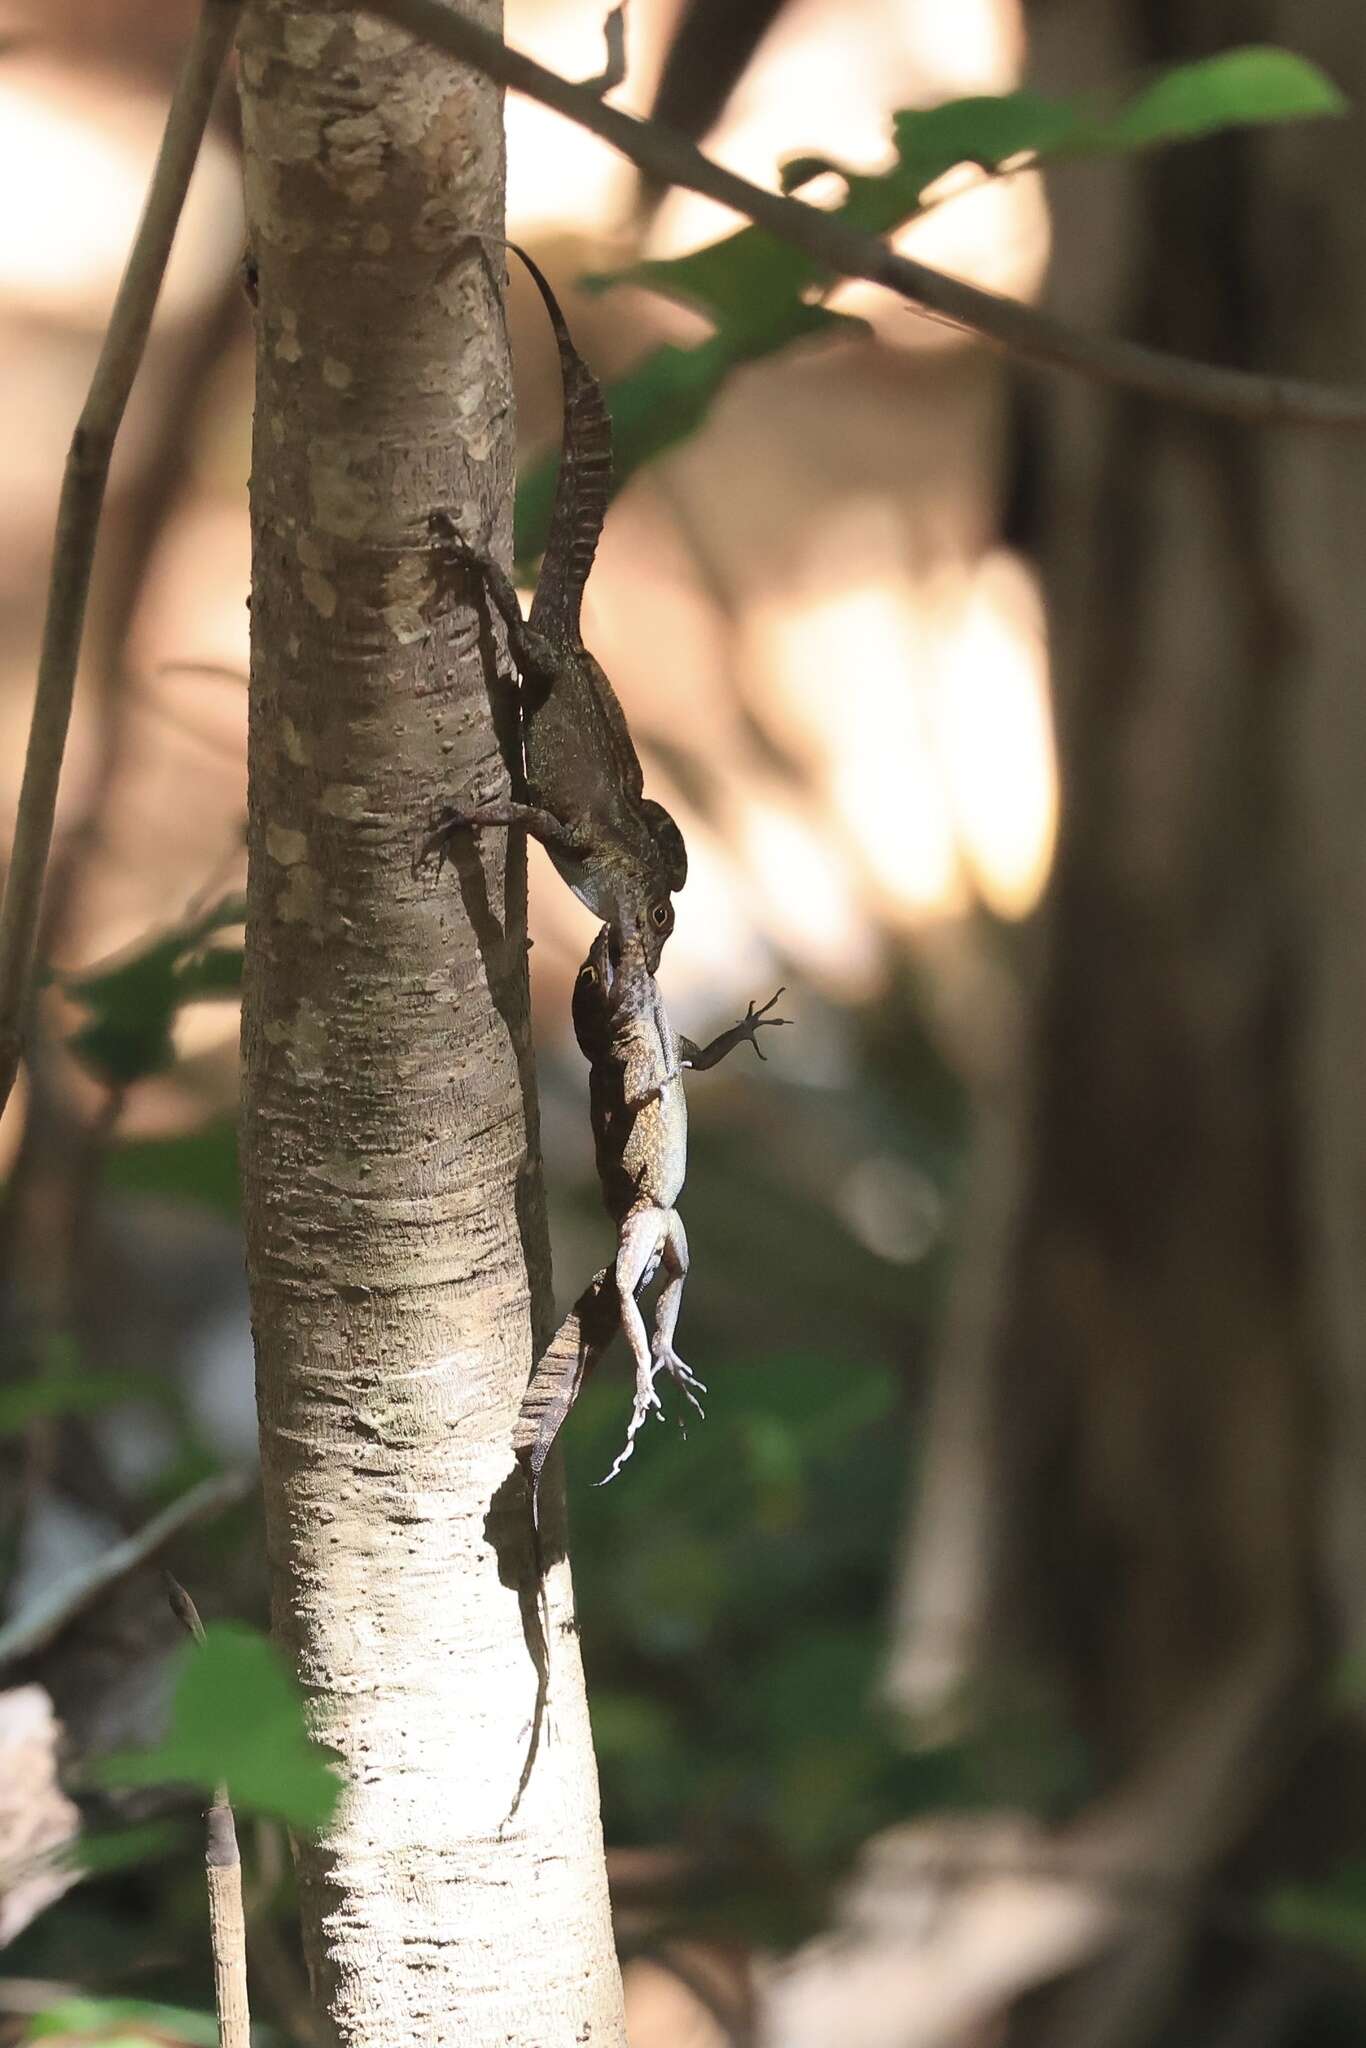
[564,923,785,1485]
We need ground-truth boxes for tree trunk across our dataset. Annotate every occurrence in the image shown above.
[236,7,626,2043]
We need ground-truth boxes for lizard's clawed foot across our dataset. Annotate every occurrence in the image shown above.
[427,513,496,597]
[653,1341,706,1419]
[428,510,481,561]
[742,987,789,1060]
[412,809,469,877]
[596,1370,663,1486]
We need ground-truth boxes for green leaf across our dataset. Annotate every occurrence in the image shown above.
[584,92,1089,332]
[97,1622,340,1831]
[1266,1862,1366,1960]
[25,1996,219,2047]
[57,1820,194,1877]
[1085,47,1347,153]
[514,50,1343,566]
[0,1367,172,1436]
[103,1121,241,1219]
[171,946,244,1003]
[514,308,863,568]
[64,895,244,1088]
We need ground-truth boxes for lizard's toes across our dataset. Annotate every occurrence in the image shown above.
[668,1354,707,1396]
[418,808,480,873]
[416,818,453,870]
[655,1348,706,1418]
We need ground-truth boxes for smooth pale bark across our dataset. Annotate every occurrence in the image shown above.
[236,6,625,2043]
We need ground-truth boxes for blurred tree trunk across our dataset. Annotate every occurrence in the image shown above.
[997,0,1366,1783]
[237,6,625,2045]
[899,0,1366,1775]
[968,0,1330,1769]
[777,5,1366,2045]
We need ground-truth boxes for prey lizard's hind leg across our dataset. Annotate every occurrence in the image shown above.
[599,1206,671,1485]
[651,1212,704,1418]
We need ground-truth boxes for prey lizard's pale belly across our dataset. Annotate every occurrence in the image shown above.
[618,1014,687,1212]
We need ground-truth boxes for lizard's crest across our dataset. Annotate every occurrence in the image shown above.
[641,800,688,895]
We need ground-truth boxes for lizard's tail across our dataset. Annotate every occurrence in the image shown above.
[501,239,614,641]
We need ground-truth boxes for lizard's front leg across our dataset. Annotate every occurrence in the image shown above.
[651,1211,704,1419]
[599,1206,670,1485]
[415,798,594,876]
[680,987,788,1071]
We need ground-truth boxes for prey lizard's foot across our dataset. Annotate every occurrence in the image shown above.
[653,1341,706,1419]
[596,1370,663,1487]
[736,988,789,1061]
[679,989,791,1072]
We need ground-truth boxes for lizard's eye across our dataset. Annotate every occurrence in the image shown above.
[650,902,671,933]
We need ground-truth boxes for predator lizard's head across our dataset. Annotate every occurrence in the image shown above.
[561,803,685,973]
[629,798,688,973]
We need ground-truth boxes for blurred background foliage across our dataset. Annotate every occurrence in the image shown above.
[4,2,1366,2046]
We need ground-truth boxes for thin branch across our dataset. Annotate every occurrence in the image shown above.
[364,0,1366,432]
[0,0,242,1118]
[580,2,626,96]
[167,1576,251,2048]
[0,1469,252,1670]
[37,262,248,973]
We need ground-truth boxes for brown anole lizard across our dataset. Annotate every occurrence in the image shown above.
[577,924,785,1484]
[515,933,785,1532]
[421,241,687,968]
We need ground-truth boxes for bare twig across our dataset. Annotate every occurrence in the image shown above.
[37,261,247,971]
[0,1470,252,1670]
[0,0,242,1118]
[364,0,1366,433]
[167,1575,251,2048]
[580,3,626,96]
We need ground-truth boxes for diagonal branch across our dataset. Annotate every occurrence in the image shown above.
[0,0,242,1118]
[0,1470,252,1671]
[364,0,1366,432]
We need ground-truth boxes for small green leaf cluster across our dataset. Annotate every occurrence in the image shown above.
[97,1621,340,1833]
[64,896,244,1088]
[515,48,1344,567]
